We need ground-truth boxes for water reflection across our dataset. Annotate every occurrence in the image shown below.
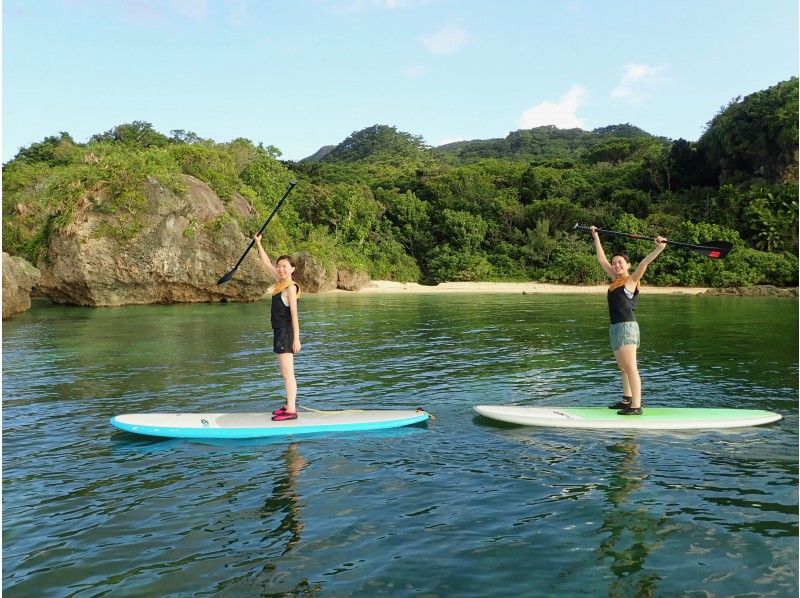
[597,437,666,597]
[260,442,307,557]
[3,296,797,596]
[222,442,318,595]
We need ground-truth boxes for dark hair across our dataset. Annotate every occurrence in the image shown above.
[276,255,295,267]
[610,252,631,264]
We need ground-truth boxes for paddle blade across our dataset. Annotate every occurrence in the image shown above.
[216,268,237,285]
[693,241,733,259]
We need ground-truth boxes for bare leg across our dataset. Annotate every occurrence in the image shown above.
[614,344,641,408]
[278,352,297,412]
[620,371,632,399]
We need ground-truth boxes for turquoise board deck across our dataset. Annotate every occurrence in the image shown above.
[111,409,430,439]
[474,406,782,430]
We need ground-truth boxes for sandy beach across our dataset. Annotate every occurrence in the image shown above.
[342,280,710,295]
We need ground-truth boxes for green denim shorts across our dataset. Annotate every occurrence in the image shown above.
[609,321,640,351]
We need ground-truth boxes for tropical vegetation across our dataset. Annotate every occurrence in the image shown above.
[3,78,798,287]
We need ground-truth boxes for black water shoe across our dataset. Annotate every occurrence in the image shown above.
[608,397,633,409]
[617,406,643,416]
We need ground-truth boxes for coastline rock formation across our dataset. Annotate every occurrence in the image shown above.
[290,253,371,292]
[3,253,41,318]
[703,285,798,297]
[31,174,371,307]
[36,175,272,306]
[293,251,337,293]
[337,268,370,291]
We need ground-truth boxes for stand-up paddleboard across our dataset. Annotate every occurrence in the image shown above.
[111,408,430,439]
[474,406,782,430]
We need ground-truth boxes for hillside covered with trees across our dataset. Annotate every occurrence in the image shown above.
[3,78,798,288]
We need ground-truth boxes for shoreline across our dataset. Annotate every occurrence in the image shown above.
[335,281,710,295]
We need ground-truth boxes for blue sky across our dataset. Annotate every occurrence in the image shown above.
[3,0,798,162]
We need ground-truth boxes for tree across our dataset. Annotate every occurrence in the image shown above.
[169,129,205,144]
[91,121,172,148]
[323,125,430,163]
[374,187,431,258]
[11,132,79,165]
[610,188,650,218]
[667,139,717,190]
[743,185,799,253]
[520,163,543,204]
[699,78,799,184]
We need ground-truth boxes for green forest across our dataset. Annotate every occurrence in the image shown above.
[3,78,798,288]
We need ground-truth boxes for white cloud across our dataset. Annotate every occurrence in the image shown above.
[380,0,429,8]
[226,0,247,27]
[611,63,665,103]
[419,23,468,55]
[122,0,167,25]
[170,0,208,21]
[439,137,466,146]
[124,0,208,23]
[518,85,588,129]
[326,0,429,14]
[405,65,427,78]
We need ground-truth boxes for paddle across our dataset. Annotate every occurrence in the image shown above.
[216,181,298,285]
[572,224,733,259]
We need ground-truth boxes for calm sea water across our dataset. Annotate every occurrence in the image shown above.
[3,293,798,597]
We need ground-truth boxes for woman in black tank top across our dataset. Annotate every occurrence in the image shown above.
[590,226,667,415]
[255,233,301,421]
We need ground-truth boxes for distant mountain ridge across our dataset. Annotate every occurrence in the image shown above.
[302,144,335,163]
[301,123,662,164]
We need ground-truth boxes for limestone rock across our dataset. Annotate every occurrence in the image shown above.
[337,268,370,291]
[35,174,272,306]
[3,253,41,319]
[293,251,337,293]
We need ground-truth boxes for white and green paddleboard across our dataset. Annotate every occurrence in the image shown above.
[473,406,782,430]
[111,409,430,439]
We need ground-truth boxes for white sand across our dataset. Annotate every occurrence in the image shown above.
[337,281,709,295]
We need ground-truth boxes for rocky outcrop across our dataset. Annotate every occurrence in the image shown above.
[293,251,337,293]
[35,175,273,306]
[337,268,370,291]
[289,253,370,293]
[3,253,41,318]
[703,285,798,297]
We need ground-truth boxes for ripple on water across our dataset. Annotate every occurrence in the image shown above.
[2,296,797,596]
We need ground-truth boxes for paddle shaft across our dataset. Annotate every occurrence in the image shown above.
[573,224,732,258]
[217,181,297,284]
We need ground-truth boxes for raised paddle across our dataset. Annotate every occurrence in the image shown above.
[217,181,298,285]
[573,224,733,259]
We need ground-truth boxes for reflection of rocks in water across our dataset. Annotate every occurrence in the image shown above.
[596,437,668,597]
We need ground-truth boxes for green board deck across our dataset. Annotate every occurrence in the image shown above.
[473,406,782,430]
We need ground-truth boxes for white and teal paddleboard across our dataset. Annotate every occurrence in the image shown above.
[111,409,430,439]
[474,406,782,430]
